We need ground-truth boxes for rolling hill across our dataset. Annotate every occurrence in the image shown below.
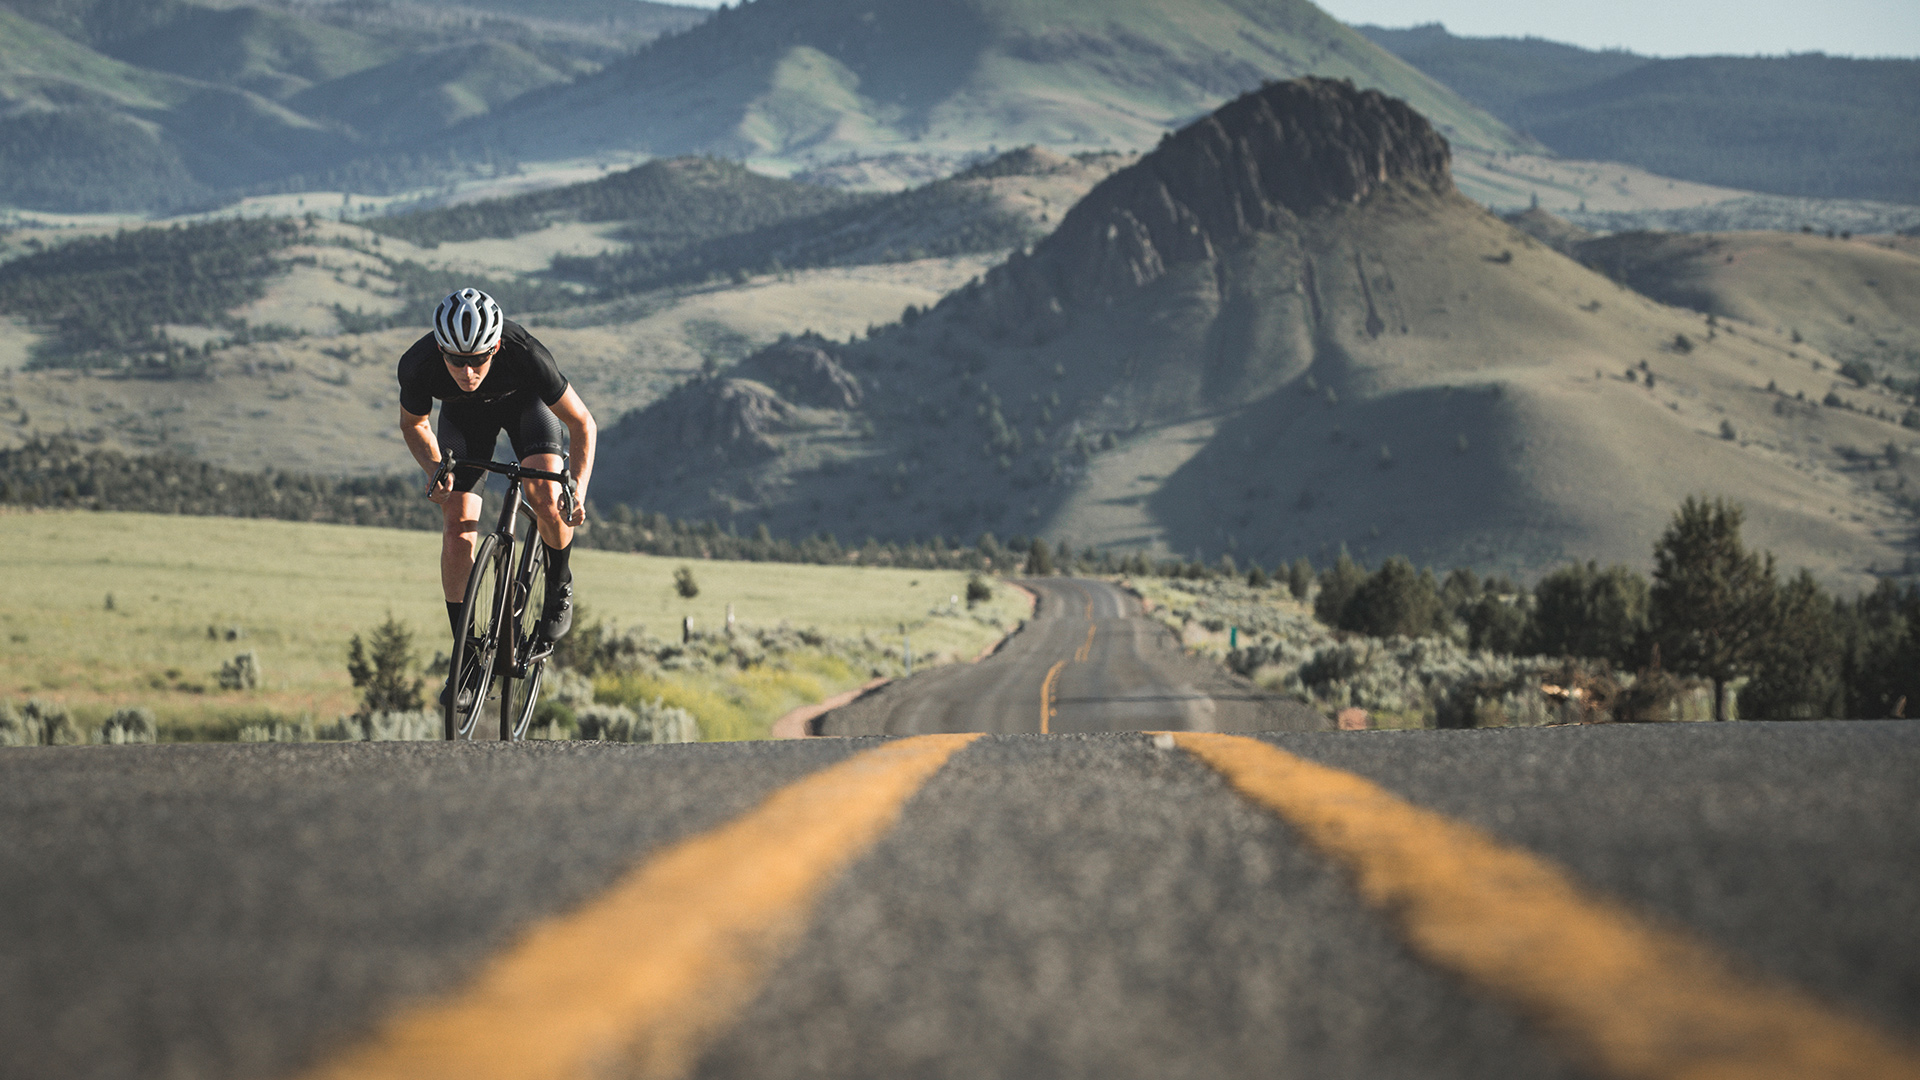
[593,77,1919,589]
[475,0,1535,174]
[1359,24,1920,206]
[0,0,707,212]
[1570,226,1920,380]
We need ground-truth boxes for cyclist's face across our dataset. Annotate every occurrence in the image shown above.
[442,344,497,391]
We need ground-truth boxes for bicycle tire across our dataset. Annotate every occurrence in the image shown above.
[448,534,508,740]
[500,539,548,740]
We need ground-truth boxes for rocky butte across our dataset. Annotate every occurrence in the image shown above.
[601,78,1913,588]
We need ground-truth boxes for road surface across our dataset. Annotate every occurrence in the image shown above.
[820,577,1328,735]
[2,583,1918,1080]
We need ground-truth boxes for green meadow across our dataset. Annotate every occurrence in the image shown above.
[0,511,1027,739]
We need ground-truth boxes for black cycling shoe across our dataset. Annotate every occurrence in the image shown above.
[439,674,475,715]
[536,576,574,641]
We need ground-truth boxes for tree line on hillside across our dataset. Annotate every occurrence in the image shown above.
[6,438,1912,718]
[369,157,861,249]
[0,438,1046,569]
[0,219,304,368]
[550,174,1040,294]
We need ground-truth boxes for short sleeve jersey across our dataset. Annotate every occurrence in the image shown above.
[396,319,569,416]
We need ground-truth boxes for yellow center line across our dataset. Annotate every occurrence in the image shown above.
[1169,732,1920,1080]
[1075,621,1096,663]
[1040,660,1065,734]
[297,734,983,1080]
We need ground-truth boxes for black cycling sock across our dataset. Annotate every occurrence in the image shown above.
[543,538,573,583]
[446,600,464,638]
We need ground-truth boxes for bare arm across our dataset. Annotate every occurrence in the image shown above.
[550,386,596,523]
[399,408,455,504]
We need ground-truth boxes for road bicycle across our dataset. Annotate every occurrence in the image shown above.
[431,454,577,741]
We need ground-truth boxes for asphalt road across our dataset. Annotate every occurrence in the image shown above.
[819,578,1329,735]
[2,583,1918,1080]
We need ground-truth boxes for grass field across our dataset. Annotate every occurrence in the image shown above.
[0,511,1027,739]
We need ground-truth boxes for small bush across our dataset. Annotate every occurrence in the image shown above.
[238,715,316,742]
[673,566,700,599]
[99,707,157,744]
[577,698,699,743]
[1,699,82,745]
[218,650,262,691]
[965,573,993,606]
[328,711,437,741]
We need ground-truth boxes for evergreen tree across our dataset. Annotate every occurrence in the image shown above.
[1341,557,1442,638]
[1528,561,1649,666]
[1287,557,1313,601]
[346,617,424,717]
[1313,550,1366,626]
[1838,580,1919,718]
[1024,537,1054,576]
[1467,593,1530,653]
[1741,570,1843,719]
[1649,497,1776,721]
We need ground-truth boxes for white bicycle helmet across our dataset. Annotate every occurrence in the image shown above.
[432,288,504,354]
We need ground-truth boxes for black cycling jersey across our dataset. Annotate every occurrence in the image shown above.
[397,319,568,416]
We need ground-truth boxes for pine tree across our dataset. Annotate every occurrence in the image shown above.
[1024,537,1053,576]
[1287,557,1313,601]
[1740,570,1843,719]
[1529,561,1649,666]
[1342,557,1441,638]
[347,617,424,717]
[1649,497,1776,721]
[1313,550,1366,626]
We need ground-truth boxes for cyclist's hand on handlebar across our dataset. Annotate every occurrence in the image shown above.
[426,459,456,504]
[563,480,586,527]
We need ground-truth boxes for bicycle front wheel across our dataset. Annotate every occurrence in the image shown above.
[448,534,508,740]
[500,541,548,741]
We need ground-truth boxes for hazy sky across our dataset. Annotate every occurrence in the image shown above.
[660,0,1920,59]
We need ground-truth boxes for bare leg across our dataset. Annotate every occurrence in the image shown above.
[521,452,573,550]
[441,492,483,602]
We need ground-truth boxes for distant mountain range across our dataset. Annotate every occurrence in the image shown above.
[1,0,1537,213]
[1359,24,1920,205]
[2,0,1914,216]
[471,0,1531,169]
[0,0,706,212]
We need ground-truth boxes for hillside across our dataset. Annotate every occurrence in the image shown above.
[475,0,1534,174]
[1360,25,1920,206]
[1570,227,1920,381]
[1355,24,1644,117]
[0,0,708,212]
[593,77,1920,589]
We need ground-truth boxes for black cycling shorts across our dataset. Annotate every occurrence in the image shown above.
[438,392,567,493]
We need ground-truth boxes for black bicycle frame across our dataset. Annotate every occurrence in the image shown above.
[437,453,577,677]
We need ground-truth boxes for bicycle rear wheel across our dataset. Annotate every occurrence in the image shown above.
[499,540,548,741]
[448,534,508,740]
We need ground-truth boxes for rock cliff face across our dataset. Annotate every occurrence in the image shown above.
[737,339,864,410]
[600,377,793,479]
[968,77,1453,332]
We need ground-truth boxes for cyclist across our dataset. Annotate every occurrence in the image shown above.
[397,288,596,705]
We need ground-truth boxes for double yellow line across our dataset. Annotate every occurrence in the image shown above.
[1039,598,1098,733]
[299,733,1920,1080]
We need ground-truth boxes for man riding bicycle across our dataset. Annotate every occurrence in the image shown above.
[397,288,596,706]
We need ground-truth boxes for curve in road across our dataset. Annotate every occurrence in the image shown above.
[820,577,1328,735]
